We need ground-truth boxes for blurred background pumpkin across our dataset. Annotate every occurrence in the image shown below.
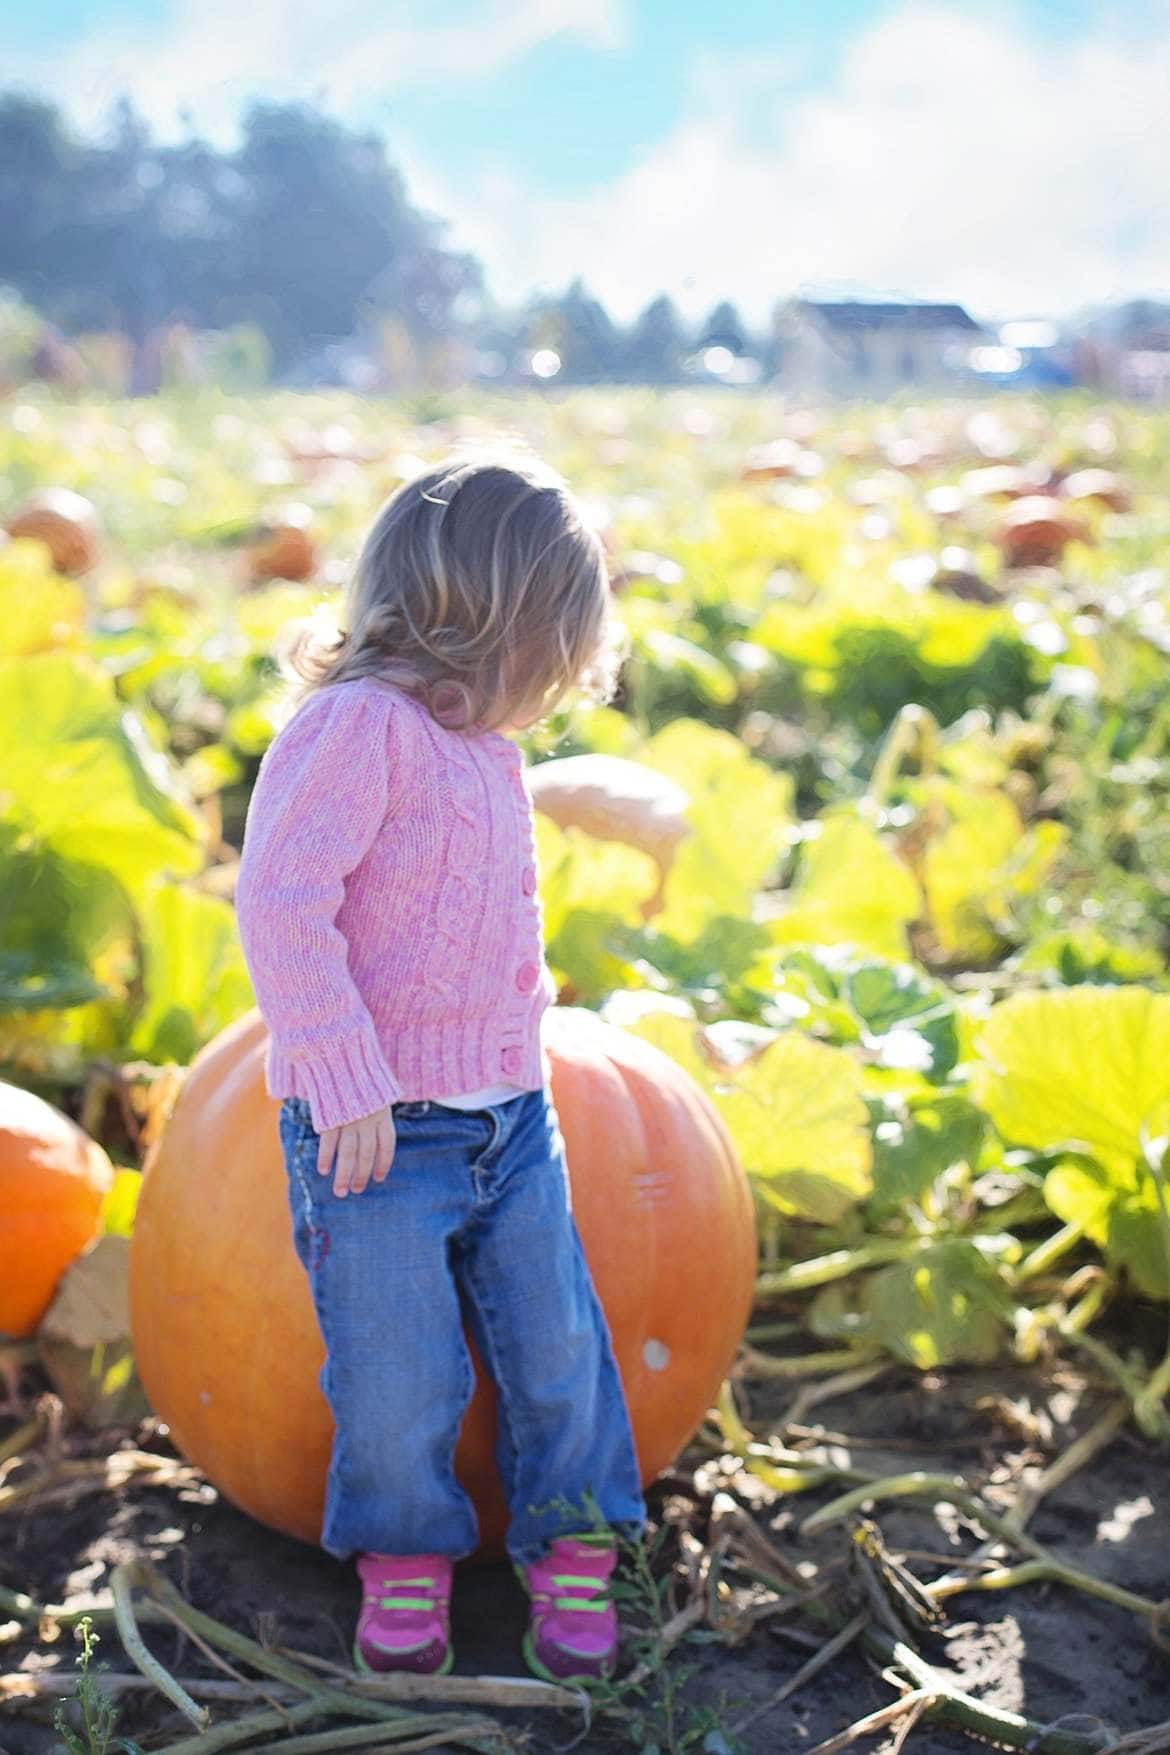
[0,1080,113,1338]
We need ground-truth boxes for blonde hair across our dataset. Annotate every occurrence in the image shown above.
[278,452,622,731]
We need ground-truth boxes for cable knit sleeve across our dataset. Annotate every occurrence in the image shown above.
[234,681,405,1132]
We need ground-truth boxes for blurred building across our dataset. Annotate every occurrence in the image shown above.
[1112,309,1170,402]
[776,299,987,394]
[966,320,1077,389]
[1075,300,1170,401]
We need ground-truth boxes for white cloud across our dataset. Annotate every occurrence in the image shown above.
[414,0,1170,321]
[12,0,1170,320]
[10,0,629,141]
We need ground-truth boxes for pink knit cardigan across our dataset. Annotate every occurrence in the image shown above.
[234,675,556,1132]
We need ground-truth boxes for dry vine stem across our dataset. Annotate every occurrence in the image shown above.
[1,1673,301,1706]
[147,1595,292,1719]
[98,1562,521,1755]
[274,1648,583,1711]
[1,1667,577,1713]
[712,1513,1111,1753]
[800,1468,1169,1635]
[1103,1720,1170,1754]
[0,1415,41,1467]
[0,1448,197,1515]
[702,1391,1145,1752]
[1001,1398,1131,1534]
[804,1689,939,1755]
[111,1563,208,1730]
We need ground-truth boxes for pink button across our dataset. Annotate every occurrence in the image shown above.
[516,961,540,994]
[522,864,537,896]
[501,1045,523,1076]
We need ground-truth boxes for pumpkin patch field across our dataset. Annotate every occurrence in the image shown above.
[3,387,1170,1752]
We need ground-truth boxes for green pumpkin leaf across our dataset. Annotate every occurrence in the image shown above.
[0,652,204,908]
[637,628,737,704]
[0,824,137,1013]
[975,987,1170,1299]
[768,812,922,961]
[127,881,256,1063]
[810,1239,1014,1367]
[642,719,793,944]
[1012,927,1165,987]
[630,916,775,1010]
[973,986,1170,1175]
[868,1091,987,1213]
[101,1169,143,1238]
[629,1011,872,1222]
[922,788,1066,962]
[1045,1159,1170,1298]
[535,818,657,999]
[845,959,960,1081]
[0,540,86,656]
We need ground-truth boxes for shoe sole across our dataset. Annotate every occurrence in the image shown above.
[521,1627,615,1686]
[353,1638,455,1677]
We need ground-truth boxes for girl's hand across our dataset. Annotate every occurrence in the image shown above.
[318,1106,396,1197]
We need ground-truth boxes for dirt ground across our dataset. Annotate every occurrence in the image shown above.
[2,1334,1169,1755]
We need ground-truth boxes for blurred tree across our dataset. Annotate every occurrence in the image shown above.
[553,279,622,380]
[0,95,82,309]
[0,90,768,388]
[625,294,689,382]
[225,103,471,366]
[698,299,748,355]
[515,279,622,382]
[0,94,485,378]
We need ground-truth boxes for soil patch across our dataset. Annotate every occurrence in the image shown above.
[2,1347,1168,1754]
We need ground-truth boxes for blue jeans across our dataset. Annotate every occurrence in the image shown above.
[278,1086,646,1564]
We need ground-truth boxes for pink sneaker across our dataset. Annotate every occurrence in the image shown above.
[353,1552,454,1674]
[519,1533,619,1682]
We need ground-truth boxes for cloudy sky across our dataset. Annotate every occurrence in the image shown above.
[9,0,1170,323]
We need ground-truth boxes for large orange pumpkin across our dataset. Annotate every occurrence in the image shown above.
[130,1007,756,1551]
[0,1082,114,1337]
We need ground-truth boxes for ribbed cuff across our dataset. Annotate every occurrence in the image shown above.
[267,1024,403,1133]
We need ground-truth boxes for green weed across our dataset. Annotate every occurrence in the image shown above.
[52,1617,141,1755]
[598,1523,744,1755]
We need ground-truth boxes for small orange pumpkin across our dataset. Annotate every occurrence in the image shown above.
[742,440,822,483]
[245,506,318,584]
[996,496,1089,568]
[0,1082,114,1337]
[129,1007,756,1551]
[5,489,101,576]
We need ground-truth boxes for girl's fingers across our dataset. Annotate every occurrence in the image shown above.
[372,1117,396,1182]
[349,1122,377,1196]
[317,1110,394,1197]
[317,1128,338,1177]
[333,1128,359,1197]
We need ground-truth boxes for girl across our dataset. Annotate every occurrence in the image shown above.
[234,453,646,1682]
